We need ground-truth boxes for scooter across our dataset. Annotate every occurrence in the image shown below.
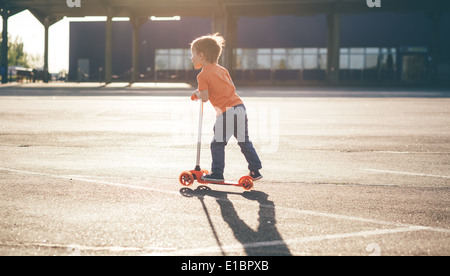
[179,100,254,191]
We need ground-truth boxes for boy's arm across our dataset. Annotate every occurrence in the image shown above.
[191,89,209,102]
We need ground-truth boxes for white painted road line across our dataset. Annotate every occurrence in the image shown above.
[0,164,450,255]
[0,241,177,254]
[3,166,449,234]
[0,166,180,196]
[363,168,450,179]
[151,226,431,255]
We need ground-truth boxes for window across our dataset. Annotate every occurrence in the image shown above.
[340,47,397,70]
[235,48,327,70]
[318,48,327,70]
[380,48,396,70]
[365,48,380,69]
[272,48,287,70]
[257,49,272,69]
[236,48,257,70]
[155,49,192,70]
[155,49,169,70]
[287,48,302,70]
[340,48,349,69]
[303,48,318,69]
[349,48,365,69]
[169,49,185,70]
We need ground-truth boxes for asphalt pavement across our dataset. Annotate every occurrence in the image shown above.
[0,83,449,256]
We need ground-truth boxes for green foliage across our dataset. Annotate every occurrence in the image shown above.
[0,33,30,68]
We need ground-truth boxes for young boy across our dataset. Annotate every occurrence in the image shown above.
[190,33,262,182]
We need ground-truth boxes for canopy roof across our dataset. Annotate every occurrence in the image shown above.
[1,0,448,24]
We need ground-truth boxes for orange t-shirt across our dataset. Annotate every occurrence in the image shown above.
[197,64,243,114]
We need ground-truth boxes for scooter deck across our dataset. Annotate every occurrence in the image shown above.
[201,180,239,186]
[198,178,253,191]
[195,173,242,186]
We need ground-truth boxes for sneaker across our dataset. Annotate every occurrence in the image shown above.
[250,170,263,181]
[202,172,225,182]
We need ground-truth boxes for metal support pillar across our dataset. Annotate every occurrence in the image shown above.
[43,18,50,83]
[105,8,113,84]
[212,2,237,72]
[29,12,62,84]
[224,14,238,75]
[1,9,9,84]
[326,13,341,85]
[212,2,226,66]
[130,16,146,84]
[428,11,441,84]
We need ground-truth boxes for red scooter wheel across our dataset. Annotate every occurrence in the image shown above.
[239,176,254,191]
[179,171,194,187]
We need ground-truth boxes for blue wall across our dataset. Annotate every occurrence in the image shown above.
[69,12,450,82]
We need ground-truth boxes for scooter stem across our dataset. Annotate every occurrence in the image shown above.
[195,100,203,171]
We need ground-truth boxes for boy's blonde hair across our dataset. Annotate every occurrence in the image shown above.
[190,33,225,64]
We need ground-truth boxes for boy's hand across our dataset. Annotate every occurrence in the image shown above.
[191,89,208,102]
[191,93,199,101]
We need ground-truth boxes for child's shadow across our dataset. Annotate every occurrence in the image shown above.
[180,186,291,256]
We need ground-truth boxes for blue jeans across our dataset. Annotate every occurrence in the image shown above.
[210,104,262,175]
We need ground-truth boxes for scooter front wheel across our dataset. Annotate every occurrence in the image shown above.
[179,171,194,187]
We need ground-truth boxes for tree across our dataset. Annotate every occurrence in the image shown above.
[0,34,30,68]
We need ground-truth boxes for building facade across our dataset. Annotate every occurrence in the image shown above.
[69,12,450,85]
